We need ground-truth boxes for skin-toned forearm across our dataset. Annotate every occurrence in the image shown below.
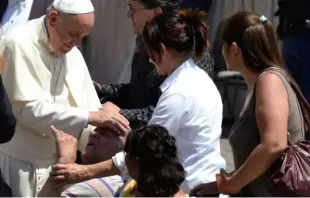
[230,143,286,190]
[86,159,121,180]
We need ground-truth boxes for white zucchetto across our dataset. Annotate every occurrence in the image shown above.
[52,0,94,14]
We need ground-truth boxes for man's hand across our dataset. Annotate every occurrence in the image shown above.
[88,109,130,136]
[101,101,120,112]
[50,126,77,164]
[50,163,90,187]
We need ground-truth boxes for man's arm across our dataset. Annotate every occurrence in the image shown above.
[119,106,155,123]
[95,83,132,105]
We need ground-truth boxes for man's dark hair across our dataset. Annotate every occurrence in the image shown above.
[124,125,185,197]
[139,0,180,12]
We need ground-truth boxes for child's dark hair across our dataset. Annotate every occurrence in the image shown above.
[124,125,185,197]
[140,9,209,62]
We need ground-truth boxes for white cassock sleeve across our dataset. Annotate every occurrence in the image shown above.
[112,93,188,179]
[16,100,88,139]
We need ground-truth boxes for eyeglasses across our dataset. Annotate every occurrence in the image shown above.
[128,7,147,16]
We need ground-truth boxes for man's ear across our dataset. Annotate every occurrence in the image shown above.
[154,7,162,16]
[48,10,59,26]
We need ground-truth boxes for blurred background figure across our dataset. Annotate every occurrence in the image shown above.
[179,0,212,12]
[276,0,310,102]
[82,0,136,84]
[0,0,53,36]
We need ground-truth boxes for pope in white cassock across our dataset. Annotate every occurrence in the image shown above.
[0,0,130,196]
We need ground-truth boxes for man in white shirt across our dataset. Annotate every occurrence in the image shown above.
[0,0,54,36]
[0,0,130,196]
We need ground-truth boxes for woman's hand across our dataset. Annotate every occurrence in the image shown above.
[50,163,90,187]
[216,169,241,195]
[190,181,218,197]
[88,109,131,136]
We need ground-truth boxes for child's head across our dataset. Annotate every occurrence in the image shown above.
[124,125,185,197]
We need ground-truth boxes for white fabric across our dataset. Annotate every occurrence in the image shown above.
[0,16,101,196]
[113,59,226,193]
[0,0,34,36]
[52,0,94,14]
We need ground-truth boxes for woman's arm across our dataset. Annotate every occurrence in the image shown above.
[220,73,289,193]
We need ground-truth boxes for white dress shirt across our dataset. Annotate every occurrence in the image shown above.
[0,0,34,36]
[113,59,226,193]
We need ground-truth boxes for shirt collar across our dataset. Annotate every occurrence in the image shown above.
[8,0,26,7]
[160,58,195,93]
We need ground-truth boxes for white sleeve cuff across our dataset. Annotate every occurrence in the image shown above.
[112,151,130,181]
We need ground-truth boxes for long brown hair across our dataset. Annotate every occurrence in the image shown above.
[221,11,310,133]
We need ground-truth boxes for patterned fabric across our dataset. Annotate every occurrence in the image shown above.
[61,176,124,197]
[120,179,190,197]
[96,49,214,123]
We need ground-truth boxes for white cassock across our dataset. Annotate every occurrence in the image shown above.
[0,16,101,196]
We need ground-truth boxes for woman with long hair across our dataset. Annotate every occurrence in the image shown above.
[194,11,309,197]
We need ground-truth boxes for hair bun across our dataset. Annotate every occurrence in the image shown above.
[179,9,207,26]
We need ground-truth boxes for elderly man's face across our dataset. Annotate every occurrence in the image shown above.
[81,127,126,164]
[47,11,94,55]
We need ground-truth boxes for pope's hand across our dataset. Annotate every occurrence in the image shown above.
[50,163,89,187]
[50,126,77,164]
[101,101,120,112]
[88,109,130,136]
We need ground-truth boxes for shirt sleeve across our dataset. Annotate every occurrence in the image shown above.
[16,100,88,139]
[148,93,188,136]
[61,182,102,197]
[112,151,130,181]
[119,105,154,122]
